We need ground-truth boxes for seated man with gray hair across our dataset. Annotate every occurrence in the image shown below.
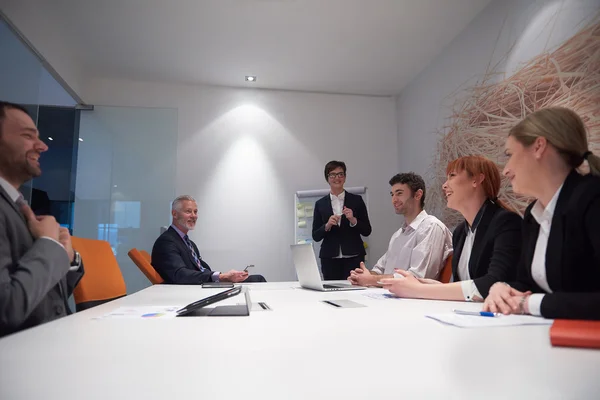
[152,195,266,283]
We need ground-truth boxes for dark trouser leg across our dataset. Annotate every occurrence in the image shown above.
[321,258,346,280]
[339,255,364,280]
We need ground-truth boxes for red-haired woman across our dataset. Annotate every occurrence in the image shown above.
[381,156,522,302]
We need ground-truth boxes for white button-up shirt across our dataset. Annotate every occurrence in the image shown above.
[457,202,489,301]
[527,184,563,316]
[330,191,358,258]
[371,210,453,279]
[0,175,21,203]
[330,191,345,223]
[458,228,483,301]
[457,228,475,282]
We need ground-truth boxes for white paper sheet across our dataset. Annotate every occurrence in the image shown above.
[361,292,400,300]
[94,306,180,320]
[426,313,553,328]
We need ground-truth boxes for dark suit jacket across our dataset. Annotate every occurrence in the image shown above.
[0,185,83,338]
[151,226,214,284]
[312,191,371,258]
[452,201,522,298]
[510,170,600,320]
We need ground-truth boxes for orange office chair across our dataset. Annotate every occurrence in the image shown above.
[128,248,164,285]
[438,255,453,284]
[71,237,127,311]
[140,249,151,264]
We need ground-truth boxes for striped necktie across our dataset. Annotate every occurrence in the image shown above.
[15,195,27,207]
[15,195,29,218]
[183,235,205,271]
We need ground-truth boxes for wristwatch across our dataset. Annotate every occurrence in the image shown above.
[519,295,528,314]
[71,250,81,267]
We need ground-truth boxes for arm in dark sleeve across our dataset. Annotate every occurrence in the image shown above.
[509,210,537,293]
[473,212,522,297]
[509,259,533,292]
[312,200,328,242]
[0,217,71,334]
[540,196,600,320]
[352,196,372,237]
[152,237,214,284]
[540,293,600,320]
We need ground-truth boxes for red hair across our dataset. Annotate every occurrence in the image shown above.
[446,155,511,211]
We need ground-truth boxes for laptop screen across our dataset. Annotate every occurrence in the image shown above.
[290,243,324,289]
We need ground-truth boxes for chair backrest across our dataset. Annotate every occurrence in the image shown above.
[140,249,152,264]
[128,248,164,285]
[71,237,127,311]
[438,255,453,284]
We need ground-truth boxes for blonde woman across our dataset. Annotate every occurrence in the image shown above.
[484,107,600,320]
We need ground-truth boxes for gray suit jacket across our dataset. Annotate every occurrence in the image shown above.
[0,185,84,337]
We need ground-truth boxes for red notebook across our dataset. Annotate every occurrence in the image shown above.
[550,319,600,349]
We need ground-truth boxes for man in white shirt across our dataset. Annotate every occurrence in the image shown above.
[349,172,452,287]
[0,101,84,337]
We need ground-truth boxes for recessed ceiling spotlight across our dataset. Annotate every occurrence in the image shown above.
[245,75,257,82]
[78,138,83,142]
[48,137,53,141]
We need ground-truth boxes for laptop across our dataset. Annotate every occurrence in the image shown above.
[290,243,365,291]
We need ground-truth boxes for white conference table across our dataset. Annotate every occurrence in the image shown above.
[0,282,598,400]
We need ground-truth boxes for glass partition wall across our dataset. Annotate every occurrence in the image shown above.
[1,17,80,229]
[1,16,178,295]
[75,107,177,294]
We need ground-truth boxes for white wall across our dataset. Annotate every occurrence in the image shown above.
[395,0,600,181]
[83,79,399,282]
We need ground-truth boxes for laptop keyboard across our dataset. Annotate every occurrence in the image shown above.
[323,284,343,289]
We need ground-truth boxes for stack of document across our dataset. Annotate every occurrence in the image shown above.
[426,313,553,328]
[94,306,180,320]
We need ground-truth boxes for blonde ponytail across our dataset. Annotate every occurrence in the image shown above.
[585,152,600,177]
[509,108,597,175]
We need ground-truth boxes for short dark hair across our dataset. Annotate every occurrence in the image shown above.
[0,101,31,136]
[389,172,426,208]
[324,160,347,181]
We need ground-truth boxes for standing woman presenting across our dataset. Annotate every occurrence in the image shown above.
[312,161,372,280]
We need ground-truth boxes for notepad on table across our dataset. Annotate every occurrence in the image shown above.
[550,319,600,349]
[426,313,553,328]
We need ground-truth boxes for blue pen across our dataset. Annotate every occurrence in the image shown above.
[453,309,497,317]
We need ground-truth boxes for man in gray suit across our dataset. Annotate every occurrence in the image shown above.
[0,101,84,337]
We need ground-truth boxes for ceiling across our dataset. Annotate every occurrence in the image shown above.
[3,0,491,96]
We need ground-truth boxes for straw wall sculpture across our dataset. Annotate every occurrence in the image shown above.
[428,16,600,227]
